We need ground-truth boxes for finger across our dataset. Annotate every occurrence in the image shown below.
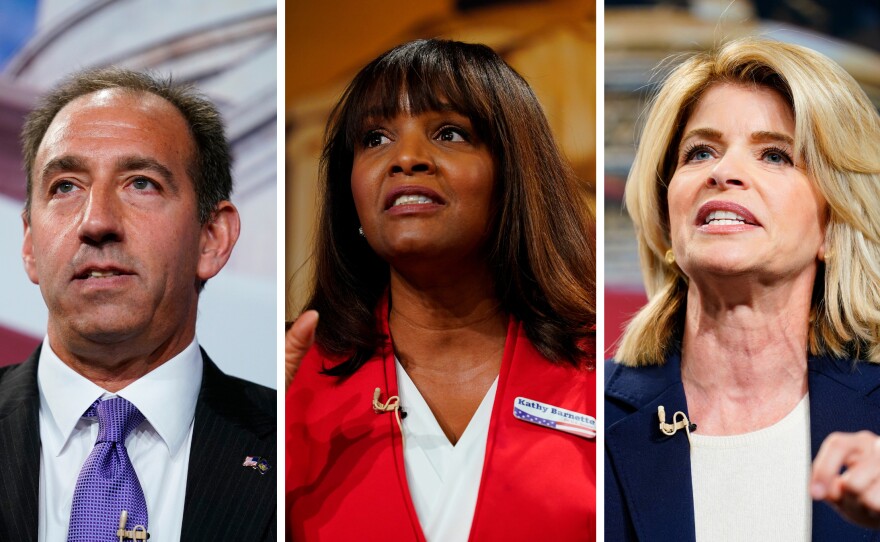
[840,435,880,495]
[285,310,318,389]
[835,479,880,530]
[287,310,319,352]
[859,477,880,516]
[811,432,869,500]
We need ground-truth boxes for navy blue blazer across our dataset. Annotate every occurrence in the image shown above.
[606,352,880,541]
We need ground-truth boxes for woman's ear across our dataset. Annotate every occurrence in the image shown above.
[818,214,830,262]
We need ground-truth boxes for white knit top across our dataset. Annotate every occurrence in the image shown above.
[690,394,811,542]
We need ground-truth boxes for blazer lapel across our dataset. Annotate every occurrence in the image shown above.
[181,352,276,541]
[470,320,595,541]
[809,357,880,541]
[379,298,428,541]
[606,354,696,542]
[0,349,41,541]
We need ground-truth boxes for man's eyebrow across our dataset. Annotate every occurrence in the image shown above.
[39,154,181,195]
[40,155,88,184]
[116,156,181,195]
[115,156,174,179]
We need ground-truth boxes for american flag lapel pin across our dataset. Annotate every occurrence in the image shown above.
[243,455,272,474]
[513,397,596,439]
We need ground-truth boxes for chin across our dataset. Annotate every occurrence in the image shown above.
[75,324,145,345]
[680,255,759,278]
[381,236,442,259]
[67,309,151,345]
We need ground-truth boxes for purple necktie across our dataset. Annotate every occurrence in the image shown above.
[68,397,148,542]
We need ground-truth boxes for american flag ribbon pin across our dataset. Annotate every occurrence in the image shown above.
[243,455,272,474]
[513,397,596,439]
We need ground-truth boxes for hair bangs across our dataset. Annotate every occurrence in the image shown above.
[339,40,495,150]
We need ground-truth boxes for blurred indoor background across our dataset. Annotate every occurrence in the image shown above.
[604,0,880,356]
[286,0,596,317]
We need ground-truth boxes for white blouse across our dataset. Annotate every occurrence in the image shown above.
[395,359,499,542]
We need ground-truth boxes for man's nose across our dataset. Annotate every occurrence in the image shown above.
[77,183,124,244]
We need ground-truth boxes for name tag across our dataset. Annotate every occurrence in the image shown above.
[513,397,596,439]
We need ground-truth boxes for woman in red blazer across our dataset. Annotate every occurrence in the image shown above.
[286,39,595,540]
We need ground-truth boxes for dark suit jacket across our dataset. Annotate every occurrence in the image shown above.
[0,345,276,541]
[605,352,880,541]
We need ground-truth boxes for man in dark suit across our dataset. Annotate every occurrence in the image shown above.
[0,68,275,541]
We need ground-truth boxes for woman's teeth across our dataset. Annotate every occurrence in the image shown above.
[705,210,745,225]
[393,194,435,206]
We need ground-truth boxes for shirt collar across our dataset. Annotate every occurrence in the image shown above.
[37,337,203,457]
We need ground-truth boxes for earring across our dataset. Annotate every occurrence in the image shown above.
[358,226,365,237]
[665,249,675,265]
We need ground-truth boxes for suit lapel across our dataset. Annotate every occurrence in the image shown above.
[809,357,880,541]
[605,355,696,542]
[0,349,41,541]
[181,351,276,541]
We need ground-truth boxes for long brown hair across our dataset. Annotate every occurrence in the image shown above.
[306,39,595,376]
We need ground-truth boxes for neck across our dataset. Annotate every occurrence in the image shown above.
[388,264,507,445]
[680,273,814,435]
[47,325,196,393]
[388,265,507,374]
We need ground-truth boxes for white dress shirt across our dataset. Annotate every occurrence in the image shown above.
[37,337,203,542]
[396,358,498,542]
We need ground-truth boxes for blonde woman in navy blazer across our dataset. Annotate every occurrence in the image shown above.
[606,38,880,541]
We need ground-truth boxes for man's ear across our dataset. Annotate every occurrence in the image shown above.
[196,201,241,282]
[21,211,39,285]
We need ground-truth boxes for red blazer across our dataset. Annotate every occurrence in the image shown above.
[286,307,596,541]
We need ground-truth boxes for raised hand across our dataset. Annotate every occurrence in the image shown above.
[811,430,880,529]
[285,310,318,390]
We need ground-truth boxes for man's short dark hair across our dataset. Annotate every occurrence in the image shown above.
[21,66,233,224]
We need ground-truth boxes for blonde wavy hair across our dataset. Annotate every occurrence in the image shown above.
[617,37,880,366]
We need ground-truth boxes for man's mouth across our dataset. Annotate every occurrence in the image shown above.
[91,270,121,278]
[75,267,132,280]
